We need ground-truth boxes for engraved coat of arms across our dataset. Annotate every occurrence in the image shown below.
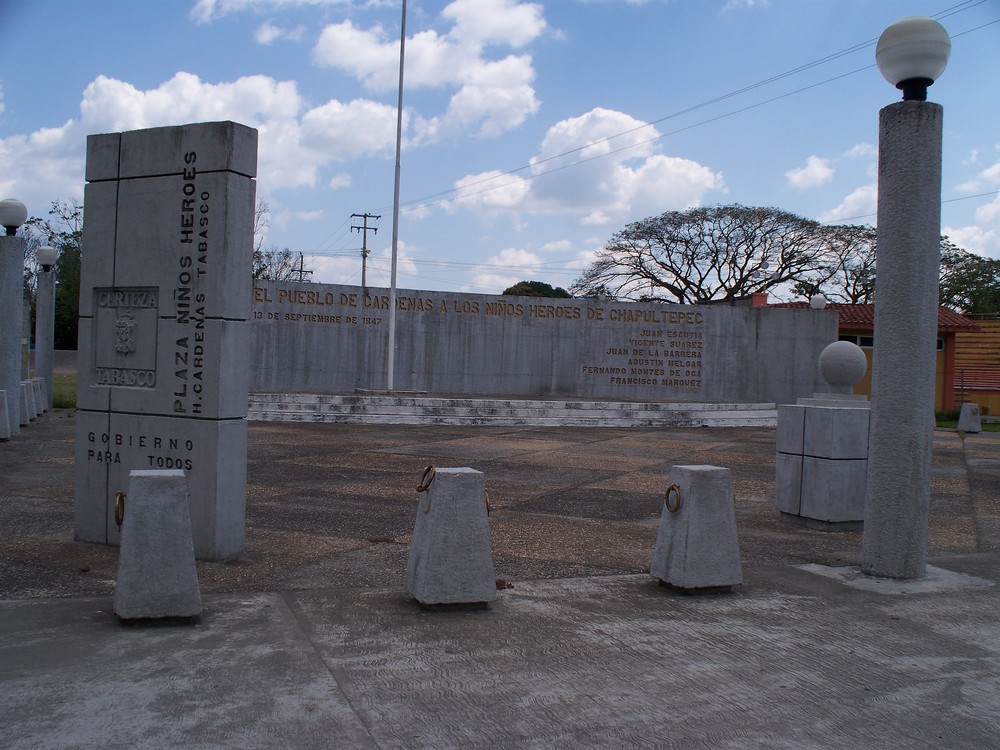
[114,311,137,354]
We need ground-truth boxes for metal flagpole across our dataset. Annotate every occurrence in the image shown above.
[387,0,406,391]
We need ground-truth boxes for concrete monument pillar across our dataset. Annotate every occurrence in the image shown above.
[21,291,31,380]
[863,17,950,579]
[74,121,257,561]
[0,199,28,435]
[34,247,57,409]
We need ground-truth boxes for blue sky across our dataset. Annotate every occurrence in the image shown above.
[1,0,998,296]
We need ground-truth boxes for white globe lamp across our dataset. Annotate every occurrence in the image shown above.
[876,16,951,101]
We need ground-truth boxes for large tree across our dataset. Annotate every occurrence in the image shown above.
[24,200,83,350]
[502,280,572,298]
[570,205,830,303]
[252,199,312,281]
[792,224,877,303]
[939,240,1000,315]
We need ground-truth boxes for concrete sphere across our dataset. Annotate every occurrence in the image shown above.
[819,341,868,387]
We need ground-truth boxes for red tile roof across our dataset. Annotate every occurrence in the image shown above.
[769,302,979,332]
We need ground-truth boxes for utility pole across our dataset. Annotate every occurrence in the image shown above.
[294,252,313,283]
[351,213,380,297]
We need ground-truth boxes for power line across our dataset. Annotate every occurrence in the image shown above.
[374,5,994,216]
[304,1,997,288]
[821,189,1000,226]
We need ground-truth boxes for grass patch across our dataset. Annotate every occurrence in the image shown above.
[936,406,999,432]
[52,372,76,409]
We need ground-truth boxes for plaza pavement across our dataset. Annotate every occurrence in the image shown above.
[1,409,999,749]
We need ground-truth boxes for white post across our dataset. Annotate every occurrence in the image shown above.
[387,0,406,391]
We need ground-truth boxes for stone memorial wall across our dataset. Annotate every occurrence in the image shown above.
[75,121,256,561]
[251,280,837,404]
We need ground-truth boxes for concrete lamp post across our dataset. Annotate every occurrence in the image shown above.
[1,198,29,435]
[862,17,950,580]
[35,245,58,409]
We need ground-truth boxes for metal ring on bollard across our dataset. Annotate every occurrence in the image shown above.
[417,465,436,493]
[114,491,126,528]
[664,483,682,513]
[417,466,436,513]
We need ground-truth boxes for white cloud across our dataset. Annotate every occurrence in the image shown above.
[254,21,305,44]
[844,143,876,159]
[954,155,1000,193]
[306,254,358,285]
[441,0,546,49]
[451,108,723,225]
[255,22,283,44]
[412,54,538,141]
[980,160,1000,184]
[539,239,571,253]
[79,72,302,131]
[944,219,999,260]
[365,244,418,288]
[328,172,352,189]
[0,122,86,209]
[786,155,833,189]
[723,0,772,10]
[948,188,1000,258]
[976,193,1000,225]
[454,170,532,211]
[470,246,544,293]
[190,0,348,25]
[0,70,405,210]
[819,183,877,224]
[300,98,399,162]
[313,0,544,142]
[307,248,414,288]
[313,22,401,90]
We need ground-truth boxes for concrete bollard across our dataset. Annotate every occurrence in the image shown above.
[114,469,202,620]
[19,381,35,424]
[405,466,497,605]
[957,403,981,434]
[0,390,9,439]
[31,378,46,413]
[650,465,743,591]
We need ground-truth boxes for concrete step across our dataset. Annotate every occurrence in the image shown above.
[248,393,777,428]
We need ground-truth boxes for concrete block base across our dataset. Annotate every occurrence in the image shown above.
[20,381,35,424]
[405,467,497,605]
[799,457,867,523]
[775,402,869,528]
[650,465,742,590]
[0,390,9,439]
[773,452,803,515]
[957,403,981,433]
[780,512,863,533]
[32,378,46,413]
[114,469,202,619]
